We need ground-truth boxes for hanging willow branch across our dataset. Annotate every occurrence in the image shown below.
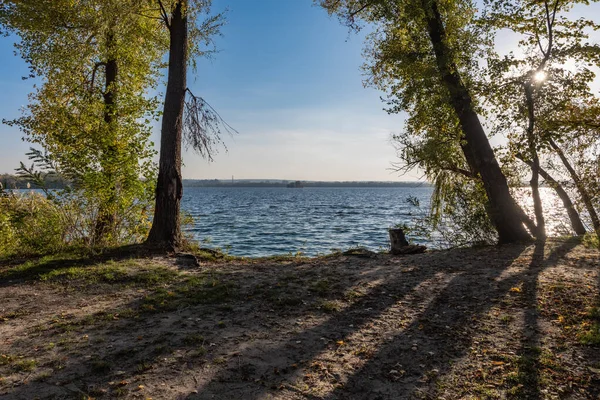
[183,88,237,161]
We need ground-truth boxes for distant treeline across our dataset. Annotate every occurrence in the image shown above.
[1,175,430,190]
[182,179,431,188]
[0,174,68,189]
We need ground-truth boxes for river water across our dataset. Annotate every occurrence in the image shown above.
[181,186,575,257]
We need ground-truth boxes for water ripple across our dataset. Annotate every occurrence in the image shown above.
[181,186,570,257]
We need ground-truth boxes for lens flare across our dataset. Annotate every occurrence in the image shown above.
[534,71,547,82]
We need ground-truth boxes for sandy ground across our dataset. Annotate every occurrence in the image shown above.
[0,238,599,399]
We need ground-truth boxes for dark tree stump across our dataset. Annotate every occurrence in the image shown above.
[389,228,426,255]
[389,228,409,249]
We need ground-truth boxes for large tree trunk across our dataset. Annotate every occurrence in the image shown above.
[517,155,587,235]
[423,0,532,243]
[524,83,545,239]
[548,137,600,239]
[146,1,187,250]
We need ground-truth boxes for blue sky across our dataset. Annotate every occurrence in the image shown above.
[0,0,410,181]
[1,0,598,181]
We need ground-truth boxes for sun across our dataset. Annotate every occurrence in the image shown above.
[534,70,547,82]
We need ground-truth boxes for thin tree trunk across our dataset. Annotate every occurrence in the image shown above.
[548,137,600,238]
[146,1,187,250]
[94,30,119,244]
[524,83,545,239]
[424,0,532,243]
[517,155,587,235]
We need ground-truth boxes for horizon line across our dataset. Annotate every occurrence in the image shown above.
[183,178,424,183]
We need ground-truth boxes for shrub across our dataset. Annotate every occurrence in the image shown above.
[0,191,65,256]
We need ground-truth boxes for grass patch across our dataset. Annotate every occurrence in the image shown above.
[1,254,179,288]
[40,263,129,283]
[0,310,29,321]
[319,300,341,313]
[344,289,365,301]
[0,253,84,281]
[579,322,600,345]
[140,275,237,312]
[40,261,178,287]
[539,282,600,346]
[191,346,207,358]
[310,279,330,295]
[258,253,308,262]
[136,359,153,373]
[13,358,37,372]
[0,354,17,366]
[500,314,514,324]
[579,306,600,345]
[182,334,205,346]
[582,232,599,249]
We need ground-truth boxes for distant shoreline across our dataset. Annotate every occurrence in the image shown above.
[0,175,430,190]
[182,179,431,188]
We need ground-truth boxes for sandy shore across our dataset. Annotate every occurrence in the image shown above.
[1,238,599,399]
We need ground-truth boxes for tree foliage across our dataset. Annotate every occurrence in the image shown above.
[319,0,533,244]
[1,0,166,246]
[481,0,600,239]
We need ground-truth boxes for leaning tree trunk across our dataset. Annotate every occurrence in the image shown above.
[517,155,587,235]
[146,1,188,250]
[548,137,600,239]
[423,0,532,243]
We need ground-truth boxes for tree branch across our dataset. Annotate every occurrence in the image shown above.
[183,89,237,160]
[89,62,106,92]
[157,0,171,29]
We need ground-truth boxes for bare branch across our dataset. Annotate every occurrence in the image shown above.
[539,0,559,69]
[183,89,237,161]
[534,27,548,58]
[348,1,372,19]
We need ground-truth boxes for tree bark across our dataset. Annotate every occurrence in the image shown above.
[146,1,187,250]
[93,30,119,244]
[423,0,532,243]
[548,137,600,238]
[524,82,545,239]
[517,155,587,235]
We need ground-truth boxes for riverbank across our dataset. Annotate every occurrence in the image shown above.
[1,238,599,399]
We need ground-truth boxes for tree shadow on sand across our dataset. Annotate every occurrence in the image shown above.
[318,238,583,400]
[181,244,530,399]
[1,240,594,400]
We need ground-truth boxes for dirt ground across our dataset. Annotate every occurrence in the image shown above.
[0,238,599,399]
